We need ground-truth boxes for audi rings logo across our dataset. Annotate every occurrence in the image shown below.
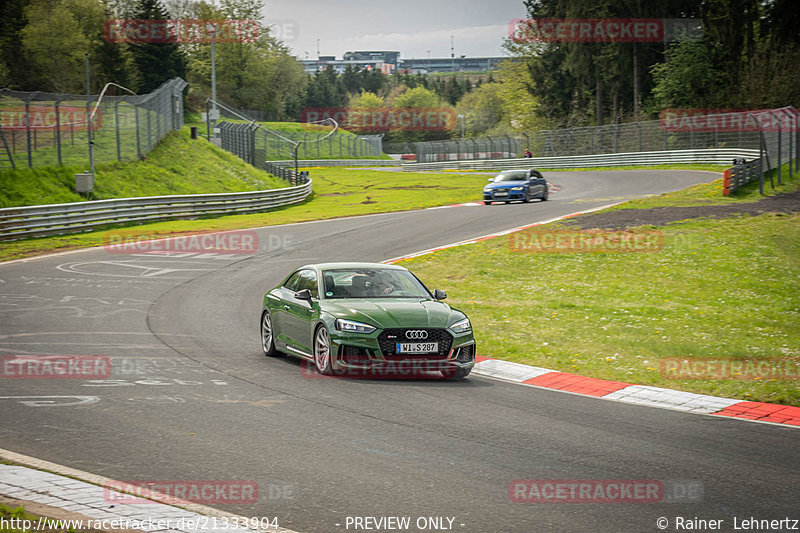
[405,330,428,340]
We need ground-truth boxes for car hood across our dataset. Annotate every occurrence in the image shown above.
[322,298,458,329]
[486,181,527,189]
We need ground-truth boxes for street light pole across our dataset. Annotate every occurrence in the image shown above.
[84,53,95,186]
[458,114,465,139]
[208,22,218,136]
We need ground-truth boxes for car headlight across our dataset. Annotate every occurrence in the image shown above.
[335,319,376,334]
[449,317,471,334]
[511,186,524,191]
[483,187,492,192]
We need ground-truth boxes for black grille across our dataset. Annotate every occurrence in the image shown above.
[339,345,371,364]
[378,328,453,358]
[454,344,475,363]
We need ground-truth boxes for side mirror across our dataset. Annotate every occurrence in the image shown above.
[433,289,447,300]
[487,178,494,182]
[295,289,312,301]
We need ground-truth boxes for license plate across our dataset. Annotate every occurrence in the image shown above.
[494,191,508,196]
[396,342,439,354]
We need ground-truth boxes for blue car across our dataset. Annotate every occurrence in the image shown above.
[483,169,548,205]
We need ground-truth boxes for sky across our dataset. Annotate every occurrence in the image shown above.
[261,0,529,60]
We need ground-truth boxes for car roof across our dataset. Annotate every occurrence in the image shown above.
[297,262,407,272]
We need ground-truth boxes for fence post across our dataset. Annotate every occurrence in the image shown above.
[24,101,32,168]
[772,111,782,185]
[115,100,122,162]
[55,99,62,165]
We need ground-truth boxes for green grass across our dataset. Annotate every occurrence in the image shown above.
[0,167,490,261]
[612,162,800,210]
[399,184,800,405]
[0,127,286,208]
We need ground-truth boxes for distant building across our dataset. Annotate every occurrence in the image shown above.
[300,50,506,75]
[399,56,506,74]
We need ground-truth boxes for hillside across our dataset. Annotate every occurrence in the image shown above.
[0,127,287,208]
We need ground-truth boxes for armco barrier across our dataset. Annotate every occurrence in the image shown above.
[723,160,762,195]
[270,159,401,167]
[0,180,312,241]
[401,148,761,172]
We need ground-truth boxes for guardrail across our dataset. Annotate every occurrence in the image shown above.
[401,148,761,172]
[0,180,312,241]
[270,159,401,167]
[722,160,763,195]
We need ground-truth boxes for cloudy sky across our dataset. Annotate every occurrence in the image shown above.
[262,0,529,59]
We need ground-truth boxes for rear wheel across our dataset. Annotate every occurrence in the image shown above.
[261,311,280,357]
[313,325,333,375]
[443,367,471,380]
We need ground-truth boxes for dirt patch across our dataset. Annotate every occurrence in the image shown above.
[562,188,800,229]
[318,192,357,197]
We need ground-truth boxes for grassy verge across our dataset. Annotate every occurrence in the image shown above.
[0,167,490,261]
[612,162,800,210]
[400,188,800,406]
[0,127,285,208]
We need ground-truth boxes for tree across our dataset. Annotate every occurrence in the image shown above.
[129,0,185,93]
[20,0,91,92]
[395,86,441,108]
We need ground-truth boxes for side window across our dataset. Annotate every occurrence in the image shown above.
[283,271,303,291]
[296,269,319,298]
[531,171,543,180]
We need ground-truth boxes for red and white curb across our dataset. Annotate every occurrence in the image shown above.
[472,356,800,427]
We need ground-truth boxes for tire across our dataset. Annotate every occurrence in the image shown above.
[442,367,471,380]
[504,201,510,204]
[541,188,549,201]
[483,201,491,205]
[522,190,531,203]
[313,325,333,376]
[261,311,281,357]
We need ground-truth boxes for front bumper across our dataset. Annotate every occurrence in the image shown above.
[484,189,525,201]
[328,327,476,375]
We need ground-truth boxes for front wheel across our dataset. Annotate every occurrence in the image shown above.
[483,201,491,205]
[541,188,549,201]
[261,311,280,357]
[442,367,471,380]
[522,191,531,203]
[313,325,333,375]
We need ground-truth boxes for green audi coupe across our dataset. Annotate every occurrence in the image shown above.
[260,262,476,379]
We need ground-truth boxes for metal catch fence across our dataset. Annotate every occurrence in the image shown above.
[410,108,798,167]
[211,102,383,162]
[0,78,188,170]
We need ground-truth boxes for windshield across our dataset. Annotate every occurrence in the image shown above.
[322,268,432,299]
[494,171,528,182]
